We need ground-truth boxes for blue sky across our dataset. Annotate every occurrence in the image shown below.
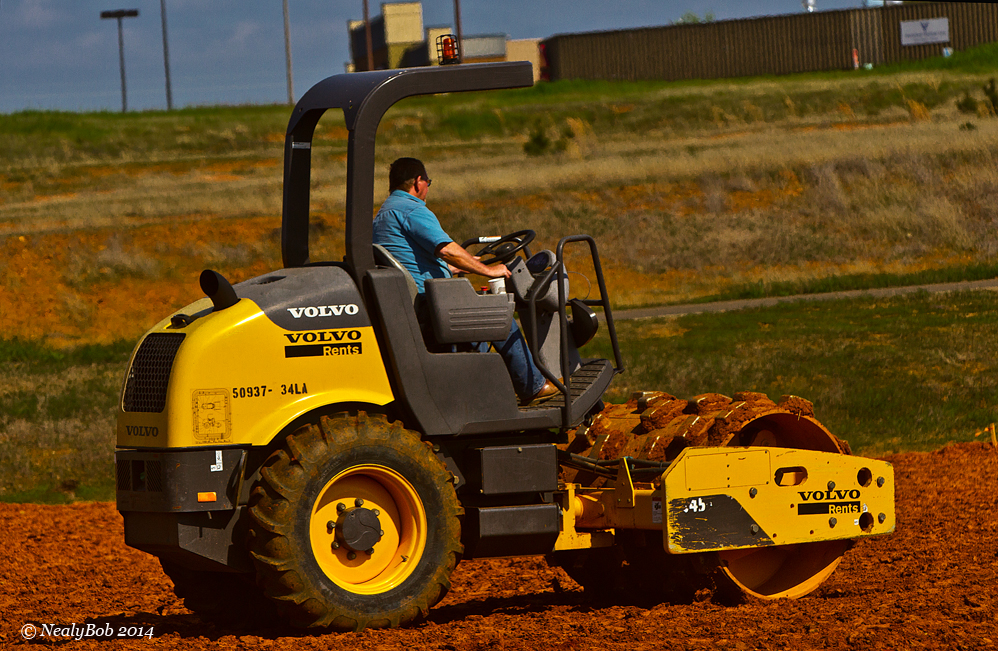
[1,0,864,114]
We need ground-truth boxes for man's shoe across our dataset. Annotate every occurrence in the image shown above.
[522,380,559,406]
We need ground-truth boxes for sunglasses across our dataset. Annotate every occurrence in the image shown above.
[421,176,432,187]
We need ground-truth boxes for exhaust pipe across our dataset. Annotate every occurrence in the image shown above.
[199,269,239,312]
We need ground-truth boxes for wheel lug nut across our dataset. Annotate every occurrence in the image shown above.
[327,520,335,531]
[365,548,375,556]
[347,551,357,560]
[379,529,384,537]
[331,541,340,550]
[373,509,380,516]
[355,498,365,507]
[336,503,346,513]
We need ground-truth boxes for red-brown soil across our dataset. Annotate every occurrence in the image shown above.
[2,443,996,650]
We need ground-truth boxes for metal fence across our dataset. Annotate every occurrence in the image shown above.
[542,2,998,82]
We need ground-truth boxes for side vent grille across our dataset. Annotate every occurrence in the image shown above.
[115,460,131,490]
[116,459,163,492]
[122,333,185,412]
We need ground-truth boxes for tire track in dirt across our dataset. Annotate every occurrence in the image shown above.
[1,442,995,650]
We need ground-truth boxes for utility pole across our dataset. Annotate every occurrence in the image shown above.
[100,9,139,113]
[160,0,173,110]
[363,0,374,71]
[453,0,463,60]
[282,0,294,105]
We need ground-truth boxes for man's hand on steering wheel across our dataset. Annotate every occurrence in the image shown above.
[437,241,511,278]
[460,230,536,266]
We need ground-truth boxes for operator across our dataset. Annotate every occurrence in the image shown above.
[373,157,558,406]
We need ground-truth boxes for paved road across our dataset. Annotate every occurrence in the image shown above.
[608,278,998,321]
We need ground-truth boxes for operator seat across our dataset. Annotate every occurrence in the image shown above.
[373,244,418,302]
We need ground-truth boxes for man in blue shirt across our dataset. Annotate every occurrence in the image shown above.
[373,157,558,406]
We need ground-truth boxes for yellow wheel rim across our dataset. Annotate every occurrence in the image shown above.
[309,464,427,595]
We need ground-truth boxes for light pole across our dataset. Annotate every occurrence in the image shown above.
[453,0,463,61]
[160,0,173,110]
[100,9,139,113]
[282,0,294,105]
[363,0,374,71]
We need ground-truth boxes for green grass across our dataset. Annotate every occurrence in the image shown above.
[0,104,292,168]
[0,337,134,366]
[690,261,998,305]
[4,41,998,170]
[873,40,998,76]
[0,339,132,504]
[590,288,998,456]
[383,41,998,142]
[0,481,115,505]
[384,75,979,146]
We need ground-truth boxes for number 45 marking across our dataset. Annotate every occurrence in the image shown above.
[684,497,708,513]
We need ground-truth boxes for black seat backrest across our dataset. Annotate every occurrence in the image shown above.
[372,244,418,302]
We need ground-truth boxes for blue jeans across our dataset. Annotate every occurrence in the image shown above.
[474,320,547,400]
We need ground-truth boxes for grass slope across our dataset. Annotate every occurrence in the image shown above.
[592,288,998,455]
[0,340,132,503]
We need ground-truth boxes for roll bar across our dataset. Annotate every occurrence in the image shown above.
[281,62,535,283]
[525,235,624,429]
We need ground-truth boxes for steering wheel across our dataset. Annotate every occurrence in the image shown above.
[461,230,536,266]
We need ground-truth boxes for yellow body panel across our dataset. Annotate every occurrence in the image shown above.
[116,298,395,449]
[554,446,895,555]
[552,484,615,551]
[662,447,895,554]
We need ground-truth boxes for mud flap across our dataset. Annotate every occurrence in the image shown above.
[662,447,895,554]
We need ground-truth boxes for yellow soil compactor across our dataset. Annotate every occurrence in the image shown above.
[114,62,895,631]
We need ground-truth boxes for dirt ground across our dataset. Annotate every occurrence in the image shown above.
[1,442,995,650]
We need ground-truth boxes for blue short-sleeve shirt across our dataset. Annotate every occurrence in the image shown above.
[372,190,453,293]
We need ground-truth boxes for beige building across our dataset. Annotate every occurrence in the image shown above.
[348,2,540,80]
[506,38,542,82]
[348,2,425,71]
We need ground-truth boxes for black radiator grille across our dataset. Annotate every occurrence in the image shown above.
[116,459,163,492]
[115,460,131,490]
[122,333,184,412]
[145,459,163,491]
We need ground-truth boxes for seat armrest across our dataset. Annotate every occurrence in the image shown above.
[424,278,514,344]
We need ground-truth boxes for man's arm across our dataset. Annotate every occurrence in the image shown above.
[436,242,511,279]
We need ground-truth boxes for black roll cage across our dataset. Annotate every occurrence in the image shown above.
[281,61,534,283]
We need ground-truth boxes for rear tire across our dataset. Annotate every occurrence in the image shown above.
[247,412,462,631]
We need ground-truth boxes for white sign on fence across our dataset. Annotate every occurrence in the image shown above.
[900,18,950,46]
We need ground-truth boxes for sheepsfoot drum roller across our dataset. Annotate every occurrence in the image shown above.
[550,392,894,603]
[113,62,895,632]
